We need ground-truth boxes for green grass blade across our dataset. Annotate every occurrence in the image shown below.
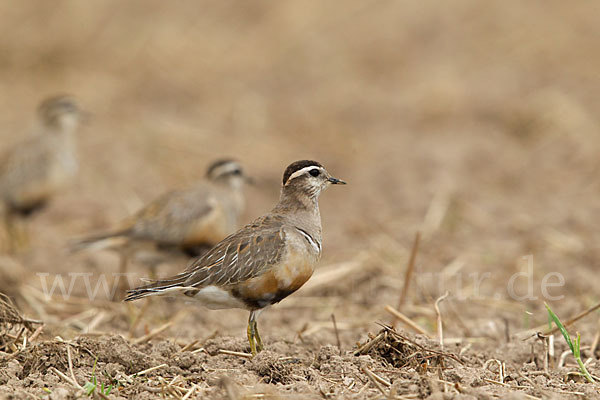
[83,381,96,396]
[545,303,574,353]
[545,303,594,383]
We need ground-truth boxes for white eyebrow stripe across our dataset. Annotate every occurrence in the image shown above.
[211,162,240,177]
[295,227,321,253]
[286,166,324,183]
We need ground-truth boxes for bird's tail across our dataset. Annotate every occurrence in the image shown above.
[68,229,131,253]
[124,272,195,302]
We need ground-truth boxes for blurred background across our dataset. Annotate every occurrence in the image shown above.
[1,0,599,344]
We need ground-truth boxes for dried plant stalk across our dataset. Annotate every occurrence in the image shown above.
[0,292,40,332]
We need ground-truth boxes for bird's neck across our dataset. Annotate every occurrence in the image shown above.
[209,180,245,216]
[42,122,76,141]
[273,187,322,230]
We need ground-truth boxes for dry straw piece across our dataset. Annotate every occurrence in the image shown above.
[0,292,42,354]
[0,292,40,333]
[354,323,462,369]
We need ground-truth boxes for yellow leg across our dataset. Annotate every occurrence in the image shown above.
[114,252,130,301]
[254,320,264,352]
[3,213,15,253]
[4,213,26,254]
[247,310,264,356]
[247,318,257,356]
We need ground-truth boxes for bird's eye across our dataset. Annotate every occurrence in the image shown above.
[309,169,320,177]
[232,169,242,175]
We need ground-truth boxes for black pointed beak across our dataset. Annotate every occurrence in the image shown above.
[244,176,256,185]
[328,177,346,185]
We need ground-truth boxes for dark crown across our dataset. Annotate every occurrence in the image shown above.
[206,159,238,178]
[38,95,78,113]
[282,160,323,185]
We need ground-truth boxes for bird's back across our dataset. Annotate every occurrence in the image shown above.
[126,181,241,246]
[0,133,75,213]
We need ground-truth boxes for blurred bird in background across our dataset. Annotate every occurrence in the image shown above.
[0,95,82,253]
[70,159,250,296]
[125,160,346,355]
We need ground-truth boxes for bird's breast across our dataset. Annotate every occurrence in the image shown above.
[230,245,317,310]
[181,203,230,246]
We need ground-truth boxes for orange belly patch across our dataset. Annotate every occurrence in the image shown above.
[181,208,230,247]
[231,250,316,309]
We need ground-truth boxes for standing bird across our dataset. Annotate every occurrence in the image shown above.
[0,95,82,252]
[125,160,346,355]
[71,159,250,281]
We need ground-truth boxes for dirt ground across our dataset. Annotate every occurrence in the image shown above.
[1,1,600,399]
